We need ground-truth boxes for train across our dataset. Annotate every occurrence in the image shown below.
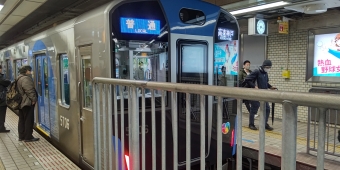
[0,0,240,169]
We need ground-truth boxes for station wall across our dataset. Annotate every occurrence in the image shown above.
[238,9,340,122]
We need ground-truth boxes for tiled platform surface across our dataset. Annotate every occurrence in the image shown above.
[241,112,340,169]
[0,109,80,170]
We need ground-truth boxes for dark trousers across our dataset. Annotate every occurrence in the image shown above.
[249,101,270,125]
[244,100,251,113]
[18,105,35,140]
[0,106,7,130]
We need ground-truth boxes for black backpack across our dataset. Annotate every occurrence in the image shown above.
[6,76,25,110]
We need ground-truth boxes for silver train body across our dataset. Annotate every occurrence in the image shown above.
[0,0,240,169]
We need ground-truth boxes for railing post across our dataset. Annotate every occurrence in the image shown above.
[130,87,140,170]
[200,95,206,170]
[317,108,327,170]
[258,101,266,170]
[172,92,178,170]
[281,100,298,170]
[217,97,223,170]
[236,99,242,170]
[93,82,99,170]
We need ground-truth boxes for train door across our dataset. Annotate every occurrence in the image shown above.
[176,40,210,166]
[78,46,94,167]
[35,55,51,134]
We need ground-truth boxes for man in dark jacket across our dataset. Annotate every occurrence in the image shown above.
[17,65,39,142]
[0,65,11,133]
[245,60,276,131]
[239,60,252,114]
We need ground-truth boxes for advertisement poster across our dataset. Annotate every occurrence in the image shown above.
[214,40,238,75]
[314,33,340,76]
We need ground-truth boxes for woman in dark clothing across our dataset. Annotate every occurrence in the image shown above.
[0,65,11,133]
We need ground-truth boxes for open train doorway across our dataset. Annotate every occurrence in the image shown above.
[35,54,51,136]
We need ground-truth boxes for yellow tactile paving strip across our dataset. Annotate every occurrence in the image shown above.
[242,125,340,153]
[241,113,340,169]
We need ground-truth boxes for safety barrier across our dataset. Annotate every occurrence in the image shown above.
[307,108,340,157]
[92,77,340,170]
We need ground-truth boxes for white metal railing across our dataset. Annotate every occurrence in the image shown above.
[307,108,340,157]
[92,77,340,170]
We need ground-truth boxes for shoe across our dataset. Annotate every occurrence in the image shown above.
[0,129,10,133]
[249,124,258,130]
[24,138,40,142]
[265,124,274,131]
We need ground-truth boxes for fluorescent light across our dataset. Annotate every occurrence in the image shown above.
[0,5,3,11]
[230,1,289,15]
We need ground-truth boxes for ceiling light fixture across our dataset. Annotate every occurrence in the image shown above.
[0,5,3,11]
[230,1,290,15]
[304,3,327,14]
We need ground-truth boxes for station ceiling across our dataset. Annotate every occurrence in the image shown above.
[0,0,112,49]
[0,0,340,49]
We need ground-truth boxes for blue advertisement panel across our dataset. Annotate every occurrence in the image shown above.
[314,33,340,77]
[120,17,160,35]
[214,40,239,75]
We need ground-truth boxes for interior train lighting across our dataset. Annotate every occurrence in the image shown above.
[0,5,3,11]
[230,1,289,15]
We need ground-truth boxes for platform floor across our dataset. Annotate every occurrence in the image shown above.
[0,109,80,170]
[241,112,340,169]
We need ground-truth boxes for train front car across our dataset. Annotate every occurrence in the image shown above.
[109,0,239,169]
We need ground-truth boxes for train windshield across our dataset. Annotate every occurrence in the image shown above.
[110,0,168,110]
[214,12,239,87]
[114,38,168,82]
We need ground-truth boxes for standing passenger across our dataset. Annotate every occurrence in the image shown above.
[244,60,276,131]
[17,65,39,142]
[239,60,252,113]
[0,65,11,133]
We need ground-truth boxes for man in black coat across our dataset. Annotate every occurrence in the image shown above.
[244,60,276,131]
[0,65,11,133]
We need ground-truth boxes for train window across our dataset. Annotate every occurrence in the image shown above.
[6,60,12,81]
[15,60,22,78]
[37,59,42,96]
[22,59,28,65]
[60,54,70,106]
[82,58,92,109]
[2,61,7,79]
[43,58,48,98]
[115,40,168,109]
[214,12,239,87]
[132,43,167,98]
[179,8,206,25]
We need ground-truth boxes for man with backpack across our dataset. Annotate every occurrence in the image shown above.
[16,65,39,142]
[244,60,276,131]
[0,65,11,133]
